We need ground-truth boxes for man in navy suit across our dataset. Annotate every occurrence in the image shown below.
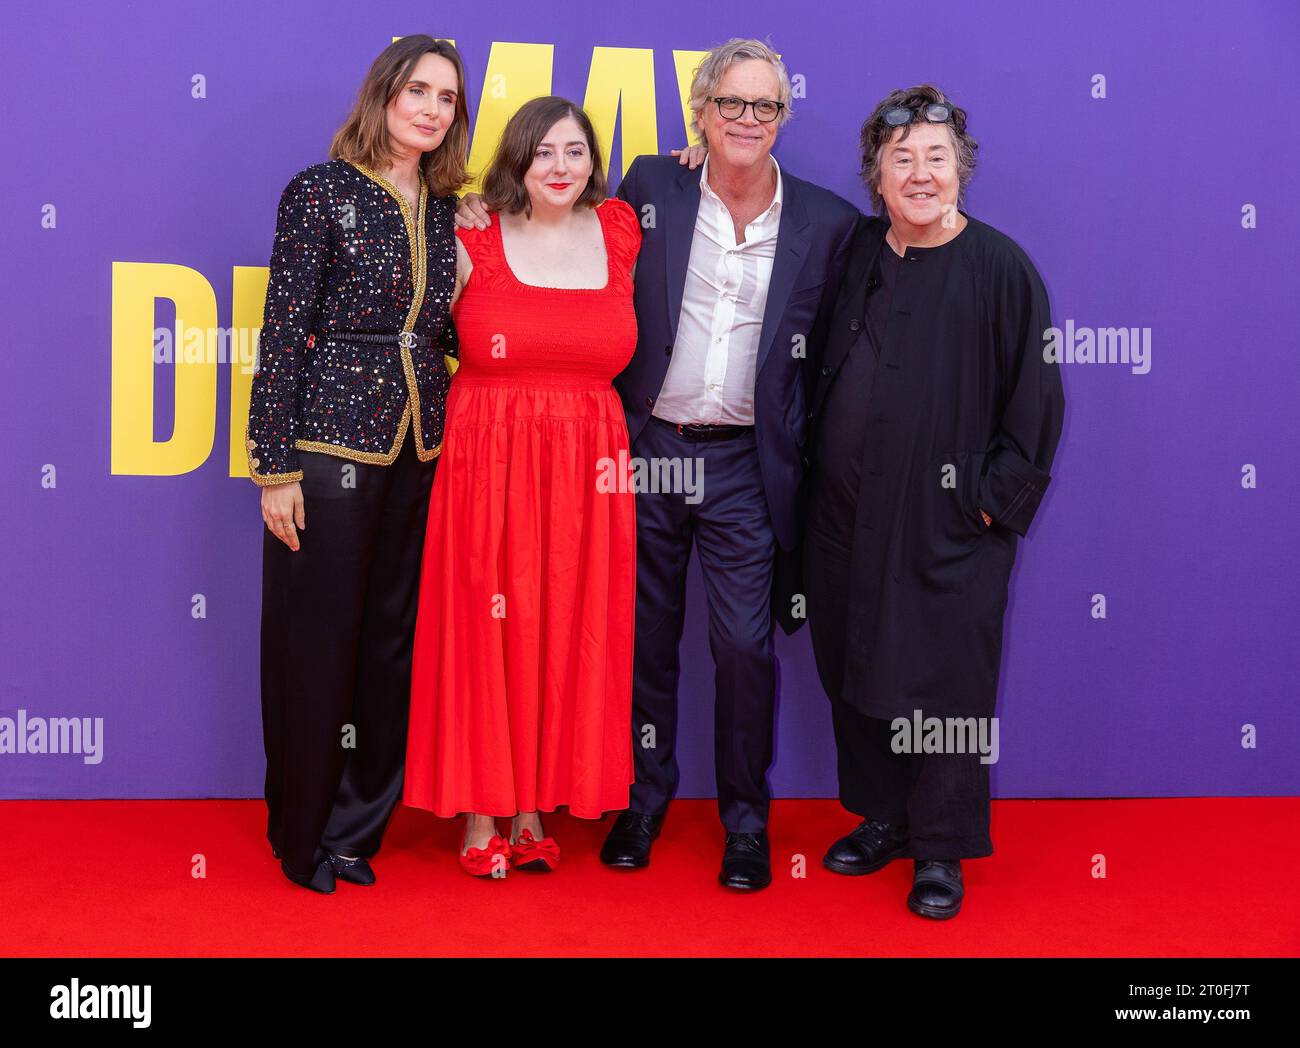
[598,39,859,889]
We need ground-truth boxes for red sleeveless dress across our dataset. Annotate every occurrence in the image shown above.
[404,198,641,819]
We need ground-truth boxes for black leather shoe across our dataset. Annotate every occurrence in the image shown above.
[328,852,376,886]
[822,818,907,875]
[719,831,771,891]
[600,811,662,868]
[281,856,336,895]
[907,859,963,919]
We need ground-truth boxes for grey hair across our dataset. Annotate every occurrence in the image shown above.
[687,38,792,143]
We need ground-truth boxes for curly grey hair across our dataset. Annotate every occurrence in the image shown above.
[859,84,978,216]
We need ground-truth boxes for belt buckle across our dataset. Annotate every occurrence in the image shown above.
[397,330,417,350]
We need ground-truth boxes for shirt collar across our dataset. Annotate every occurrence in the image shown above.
[700,152,783,217]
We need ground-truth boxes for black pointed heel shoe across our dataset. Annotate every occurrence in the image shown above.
[281,856,336,895]
[328,852,376,886]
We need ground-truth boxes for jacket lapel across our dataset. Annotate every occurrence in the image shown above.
[664,164,703,344]
[755,176,811,378]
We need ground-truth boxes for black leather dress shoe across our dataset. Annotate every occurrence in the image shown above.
[822,818,907,875]
[600,811,662,868]
[719,831,771,891]
[281,856,336,895]
[328,852,376,886]
[907,859,963,919]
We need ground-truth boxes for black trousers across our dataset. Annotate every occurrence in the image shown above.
[260,427,437,879]
[803,532,993,860]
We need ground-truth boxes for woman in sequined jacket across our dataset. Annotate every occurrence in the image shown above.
[245,35,469,894]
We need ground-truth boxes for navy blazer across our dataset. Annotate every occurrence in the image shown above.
[614,154,859,553]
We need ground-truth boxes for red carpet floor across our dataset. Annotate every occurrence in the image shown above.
[2,797,1295,956]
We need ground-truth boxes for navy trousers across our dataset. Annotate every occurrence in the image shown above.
[628,418,778,834]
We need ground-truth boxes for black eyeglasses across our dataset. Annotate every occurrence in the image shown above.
[882,102,954,127]
[709,96,785,123]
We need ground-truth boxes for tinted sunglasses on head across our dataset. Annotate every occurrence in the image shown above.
[882,102,954,127]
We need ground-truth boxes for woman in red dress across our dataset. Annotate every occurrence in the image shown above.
[404,97,640,875]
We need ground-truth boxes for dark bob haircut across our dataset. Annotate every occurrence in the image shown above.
[481,96,607,215]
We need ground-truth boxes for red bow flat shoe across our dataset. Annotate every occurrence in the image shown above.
[459,834,512,878]
[511,828,560,872]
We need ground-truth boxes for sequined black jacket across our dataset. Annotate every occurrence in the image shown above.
[244,158,458,485]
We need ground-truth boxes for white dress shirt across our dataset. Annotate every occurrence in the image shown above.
[652,153,783,426]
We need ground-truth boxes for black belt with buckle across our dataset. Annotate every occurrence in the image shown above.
[652,416,754,441]
[310,330,432,349]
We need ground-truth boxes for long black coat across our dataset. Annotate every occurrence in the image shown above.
[804,213,1065,719]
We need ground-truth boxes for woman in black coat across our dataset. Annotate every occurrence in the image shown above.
[803,85,1064,919]
[246,36,468,892]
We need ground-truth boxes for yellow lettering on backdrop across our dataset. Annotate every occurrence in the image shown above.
[673,50,709,143]
[465,42,554,195]
[399,38,700,169]
[583,47,657,176]
[111,262,217,475]
[228,266,270,477]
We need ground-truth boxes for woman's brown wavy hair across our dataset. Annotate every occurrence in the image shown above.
[330,35,470,197]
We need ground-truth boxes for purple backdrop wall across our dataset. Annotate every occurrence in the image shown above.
[3,0,1297,801]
